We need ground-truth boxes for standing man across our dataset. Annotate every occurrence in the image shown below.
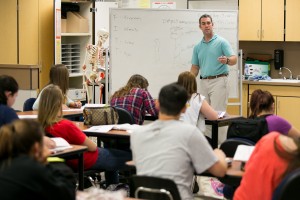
[191,14,237,111]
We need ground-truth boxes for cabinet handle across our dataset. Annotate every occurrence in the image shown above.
[257,30,260,39]
[277,100,280,111]
[262,30,264,39]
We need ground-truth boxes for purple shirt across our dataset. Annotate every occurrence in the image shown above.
[266,115,291,135]
[110,88,158,125]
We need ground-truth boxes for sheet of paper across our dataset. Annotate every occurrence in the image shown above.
[233,145,255,162]
[84,125,115,133]
[112,123,141,131]
[18,115,38,119]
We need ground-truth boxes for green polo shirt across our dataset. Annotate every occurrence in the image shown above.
[191,34,234,78]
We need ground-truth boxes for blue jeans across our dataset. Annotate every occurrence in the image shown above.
[89,147,132,186]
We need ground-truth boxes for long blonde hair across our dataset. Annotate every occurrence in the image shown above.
[111,74,149,99]
[0,119,44,168]
[38,84,64,129]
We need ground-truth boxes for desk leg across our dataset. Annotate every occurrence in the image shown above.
[78,153,84,190]
[211,123,218,149]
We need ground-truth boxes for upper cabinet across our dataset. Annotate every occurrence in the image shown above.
[0,1,17,64]
[0,0,54,88]
[239,0,284,41]
[285,0,300,41]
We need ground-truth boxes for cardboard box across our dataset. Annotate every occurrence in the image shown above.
[61,19,67,33]
[66,12,88,33]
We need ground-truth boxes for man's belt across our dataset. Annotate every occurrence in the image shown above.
[201,73,228,80]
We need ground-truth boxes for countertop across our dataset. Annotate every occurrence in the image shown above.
[243,80,300,86]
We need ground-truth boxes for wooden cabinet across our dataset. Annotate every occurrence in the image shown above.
[19,0,39,64]
[286,0,300,41]
[239,0,284,41]
[244,84,300,130]
[276,97,300,128]
[0,0,54,88]
[0,1,17,64]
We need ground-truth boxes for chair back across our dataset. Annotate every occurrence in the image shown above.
[220,138,255,157]
[130,175,181,200]
[272,169,300,200]
[114,107,135,124]
[23,98,36,111]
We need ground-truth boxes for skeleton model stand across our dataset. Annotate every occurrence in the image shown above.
[82,29,109,103]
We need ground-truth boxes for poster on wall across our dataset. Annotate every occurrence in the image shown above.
[152,2,176,9]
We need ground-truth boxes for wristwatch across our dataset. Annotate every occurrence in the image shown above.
[226,57,230,64]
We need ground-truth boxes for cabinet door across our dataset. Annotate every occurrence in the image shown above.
[286,0,300,41]
[242,84,249,117]
[261,0,284,41]
[19,0,39,64]
[239,0,261,41]
[0,1,17,64]
[276,96,300,130]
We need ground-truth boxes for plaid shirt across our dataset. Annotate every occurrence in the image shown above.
[110,88,158,125]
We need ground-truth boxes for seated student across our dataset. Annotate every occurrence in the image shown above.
[33,64,82,110]
[177,71,218,132]
[110,74,158,125]
[130,83,227,200]
[37,84,132,187]
[249,89,300,138]
[0,75,19,126]
[234,131,300,200]
[0,75,55,148]
[0,119,76,200]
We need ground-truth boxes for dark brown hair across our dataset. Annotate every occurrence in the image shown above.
[249,89,275,118]
[111,74,149,99]
[0,75,19,105]
[0,119,44,167]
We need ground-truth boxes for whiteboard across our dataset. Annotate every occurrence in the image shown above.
[109,8,239,99]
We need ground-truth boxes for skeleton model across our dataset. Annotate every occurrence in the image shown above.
[82,29,109,103]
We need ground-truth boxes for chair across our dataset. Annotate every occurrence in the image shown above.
[130,175,181,200]
[272,169,300,200]
[114,107,135,124]
[23,98,36,111]
[220,137,255,157]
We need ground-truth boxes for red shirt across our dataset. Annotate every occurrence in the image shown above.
[45,119,98,170]
[234,132,290,200]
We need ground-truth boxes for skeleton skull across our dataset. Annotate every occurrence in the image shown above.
[97,29,109,47]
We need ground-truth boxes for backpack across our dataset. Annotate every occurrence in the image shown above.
[227,115,270,143]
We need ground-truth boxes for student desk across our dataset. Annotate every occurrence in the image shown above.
[205,115,243,148]
[17,109,83,119]
[50,145,87,191]
[77,122,130,147]
[219,160,245,186]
